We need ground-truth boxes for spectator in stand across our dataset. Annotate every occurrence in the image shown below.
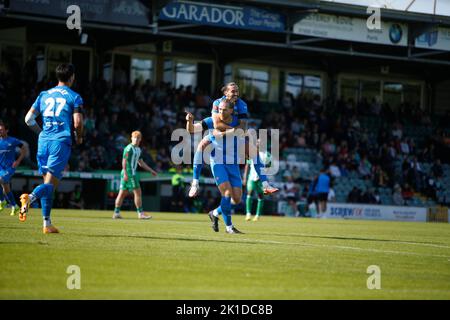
[358,156,372,179]
[373,164,389,188]
[347,187,361,203]
[401,183,414,203]
[329,161,341,178]
[68,185,84,209]
[374,189,381,204]
[328,185,336,203]
[432,159,443,178]
[282,175,298,202]
[392,184,404,206]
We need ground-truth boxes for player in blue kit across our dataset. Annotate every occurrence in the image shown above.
[20,63,84,234]
[0,121,26,216]
[188,82,278,198]
[206,99,244,234]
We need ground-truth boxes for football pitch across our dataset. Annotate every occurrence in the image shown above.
[1,209,449,300]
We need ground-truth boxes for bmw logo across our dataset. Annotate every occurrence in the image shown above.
[389,24,402,44]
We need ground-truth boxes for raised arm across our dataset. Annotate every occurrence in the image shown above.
[185,112,203,133]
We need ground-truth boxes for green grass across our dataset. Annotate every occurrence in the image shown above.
[1,209,450,299]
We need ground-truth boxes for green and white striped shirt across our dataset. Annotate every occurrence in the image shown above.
[123,144,142,175]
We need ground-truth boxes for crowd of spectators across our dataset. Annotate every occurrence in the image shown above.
[2,61,450,211]
[261,91,450,206]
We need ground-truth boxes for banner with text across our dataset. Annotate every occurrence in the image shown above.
[10,0,149,27]
[323,203,427,222]
[160,0,285,33]
[415,27,450,51]
[293,13,408,46]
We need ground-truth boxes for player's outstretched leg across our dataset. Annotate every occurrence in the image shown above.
[250,154,279,195]
[19,183,51,222]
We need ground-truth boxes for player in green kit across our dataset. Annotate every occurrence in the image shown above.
[113,131,158,219]
[243,139,273,222]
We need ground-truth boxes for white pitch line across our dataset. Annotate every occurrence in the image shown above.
[153,232,450,259]
[254,232,450,250]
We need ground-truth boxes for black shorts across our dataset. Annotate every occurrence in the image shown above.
[307,195,317,205]
[317,192,328,201]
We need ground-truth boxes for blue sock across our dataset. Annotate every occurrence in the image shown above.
[41,196,53,218]
[252,154,268,183]
[32,183,54,199]
[5,192,17,206]
[40,185,54,224]
[0,188,5,202]
[193,149,203,180]
[220,196,232,226]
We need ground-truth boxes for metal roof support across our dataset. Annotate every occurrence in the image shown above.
[289,38,328,45]
[409,50,448,58]
[158,24,200,31]
[158,30,450,66]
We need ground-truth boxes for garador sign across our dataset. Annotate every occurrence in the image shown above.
[160,1,285,33]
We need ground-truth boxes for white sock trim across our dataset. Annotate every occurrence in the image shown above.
[29,193,37,203]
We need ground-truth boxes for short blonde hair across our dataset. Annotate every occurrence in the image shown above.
[131,131,142,139]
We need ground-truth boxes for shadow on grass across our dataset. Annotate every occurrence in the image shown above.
[71,216,208,224]
[0,225,32,230]
[250,232,446,246]
[82,233,264,246]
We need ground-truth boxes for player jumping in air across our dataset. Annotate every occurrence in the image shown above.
[188,82,278,198]
[0,121,26,216]
[113,131,158,220]
[20,63,84,233]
